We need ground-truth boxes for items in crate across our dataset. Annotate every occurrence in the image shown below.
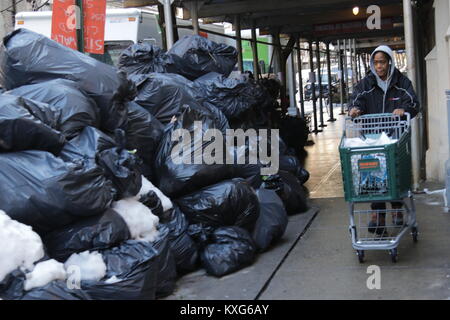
[343,132,397,148]
[351,153,388,195]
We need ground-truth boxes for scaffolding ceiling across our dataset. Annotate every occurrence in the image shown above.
[124,0,405,49]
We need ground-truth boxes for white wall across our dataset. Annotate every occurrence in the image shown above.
[425,0,450,182]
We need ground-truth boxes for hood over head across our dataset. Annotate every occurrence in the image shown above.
[370,45,395,92]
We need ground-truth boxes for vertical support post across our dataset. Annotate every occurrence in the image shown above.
[76,0,84,53]
[338,40,345,115]
[316,40,326,128]
[160,0,174,50]
[191,1,199,35]
[309,40,321,133]
[287,52,298,116]
[296,38,305,118]
[344,39,350,106]
[403,0,420,190]
[234,15,243,73]
[353,39,358,82]
[326,42,336,122]
[251,22,260,79]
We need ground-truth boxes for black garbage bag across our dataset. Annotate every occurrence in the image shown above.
[279,116,309,165]
[200,226,256,277]
[0,29,135,133]
[175,178,259,232]
[252,189,288,252]
[169,35,237,80]
[97,146,142,199]
[161,206,199,274]
[125,101,164,166]
[192,72,258,120]
[0,269,91,300]
[0,94,65,154]
[154,103,232,197]
[81,240,160,300]
[154,225,177,298]
[42,209,131,262]
[130,72,198,125]
[8,79,100,138]
[279,155,310,184]
[118,42,175,76]
[139,190,164,218]
[0,150,114,234]
[263,171,308,215]
[61,127,142,199]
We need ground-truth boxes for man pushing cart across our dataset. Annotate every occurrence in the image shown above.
[340,45,419,263]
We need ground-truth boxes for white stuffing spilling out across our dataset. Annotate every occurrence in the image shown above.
[0,210,45,282]
[24,259,67,291]
[112,198,160,242]
[135,176,173,212]
[344,132,397,148]
[64,251,107,282]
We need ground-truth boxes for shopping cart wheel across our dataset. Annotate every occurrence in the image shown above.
[356,250,365,263]
[389,248,398,263]
[411,227,419,243]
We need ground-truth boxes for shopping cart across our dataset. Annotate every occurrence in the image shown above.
[339,113,418,263]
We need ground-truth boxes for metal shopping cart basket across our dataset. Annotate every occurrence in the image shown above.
[339,113,418,263]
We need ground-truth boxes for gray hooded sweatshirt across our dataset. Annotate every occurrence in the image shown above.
[370,45,396,93]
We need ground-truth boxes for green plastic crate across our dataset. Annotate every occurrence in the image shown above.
[339,118,412,203]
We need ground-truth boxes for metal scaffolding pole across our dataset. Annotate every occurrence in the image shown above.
[75,0,84,53]
[296,38,305,118]
[159,0,175,49]
[309,40,321,133]
[287,52,298,116]
[234,15,243,72]
[343,39,350,108]
[403,0,420,190]
[326,42,336,122]
[338,40,345,115]
[316,40,326,128]
[251,22,260,79]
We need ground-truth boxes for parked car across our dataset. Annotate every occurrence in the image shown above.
[304,77,338,101]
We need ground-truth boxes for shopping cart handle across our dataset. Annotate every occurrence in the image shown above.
[349,147,386,152]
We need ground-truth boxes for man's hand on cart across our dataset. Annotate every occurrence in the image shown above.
[349,107,361,118]
[392,108,406,116]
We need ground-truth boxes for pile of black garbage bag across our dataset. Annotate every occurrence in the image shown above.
[0,29,310,300]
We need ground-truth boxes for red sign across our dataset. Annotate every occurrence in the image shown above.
[51,0,106,54]
[83,0,106,54]
[51,0,78,50]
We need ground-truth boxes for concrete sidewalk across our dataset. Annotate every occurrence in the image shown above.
[259,189,450,300]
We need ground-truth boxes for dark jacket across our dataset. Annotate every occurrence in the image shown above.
[350,68,419,118]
